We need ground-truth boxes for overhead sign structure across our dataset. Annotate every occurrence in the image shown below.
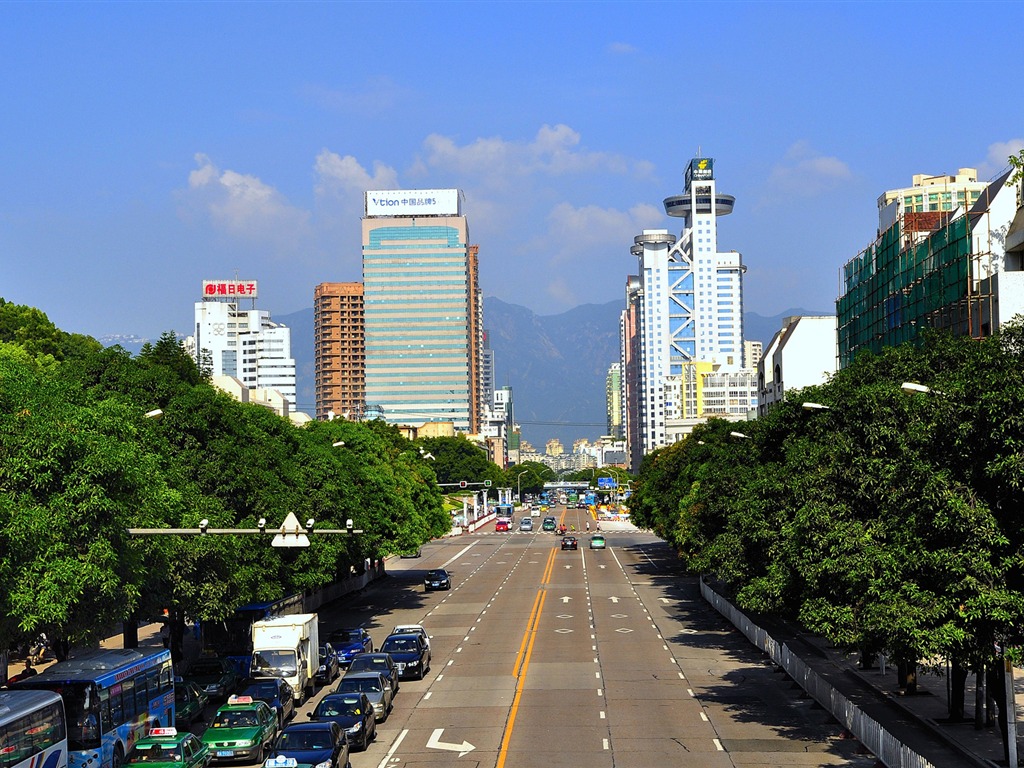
[271,511,310,548]
[597,477,618,489]
[365,188,461,217]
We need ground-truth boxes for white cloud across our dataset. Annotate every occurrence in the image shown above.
[417,124,649,187]
[607,41,636,54]
[314,150,400,197]
[185,154,310,246]
[762,141,852,201]
[544,202,664,264]
[981,139,1024,180]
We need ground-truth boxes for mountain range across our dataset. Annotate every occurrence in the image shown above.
[99,300,829,448]
[273,299,831,449]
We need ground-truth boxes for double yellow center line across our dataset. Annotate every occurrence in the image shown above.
[498,545,557,768]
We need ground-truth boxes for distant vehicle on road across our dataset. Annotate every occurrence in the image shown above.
[270,721,350,768]
[0,690,68,768]
[424,568,451,591]
[345,654,399,696]
[561,536,578,551]
[589,534,606,550]
[238,678,295,729]
[519,518,534,531]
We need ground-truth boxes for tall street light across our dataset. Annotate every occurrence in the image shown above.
[517,470,528,504]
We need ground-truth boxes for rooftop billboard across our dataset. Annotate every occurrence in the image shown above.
[365,189,461,217]
[202,280,258,299]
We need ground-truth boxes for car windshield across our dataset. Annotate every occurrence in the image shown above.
[279,730,332,751]
[189,661,224,676]
[212,711,258,728]
[337,678,382,693]
[127,744,181,764]
[381,637,416,652]
[349,657,387,673]
[426,571,444,579]
[336,630,363,643]
[244,683,278,699]
[316,698,363,717]
[252,650,297,676]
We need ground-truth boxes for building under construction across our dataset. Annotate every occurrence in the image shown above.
[837,167,1024,367]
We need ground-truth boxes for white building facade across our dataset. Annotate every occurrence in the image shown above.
[625,158,756,459]
[758,315,838,415]
[185,279,297,406]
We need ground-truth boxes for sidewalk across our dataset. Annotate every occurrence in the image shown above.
[753,611,1021,767]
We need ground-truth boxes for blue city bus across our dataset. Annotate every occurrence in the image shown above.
[12,649,174,768]
[0,690,68,768]
[202,594,305,677]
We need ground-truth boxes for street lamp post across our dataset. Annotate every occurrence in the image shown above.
[517,470,528,505]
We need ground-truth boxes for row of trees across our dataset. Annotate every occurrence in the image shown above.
[629,323,1024,727]
[0,300,452,659]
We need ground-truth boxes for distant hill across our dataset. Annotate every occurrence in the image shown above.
[106,302,834,448]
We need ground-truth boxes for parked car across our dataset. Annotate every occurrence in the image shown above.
[174,679,209,729]
[270,721,350,768]
[424,568,451,591]
[238,678,295,729]
[184,657,241,701]
[346,653,399,696]
[327,628,374,667]
[333,671,393,722]
[379,633,430,680]
[308,693,376,751]
[316,643,340,685]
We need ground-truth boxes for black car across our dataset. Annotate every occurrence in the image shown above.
[308,693,376,751]
[184,657,241,701]
[316,643,340,686]
[378,634,430,680]
[271,721,350,768]
[346,653,399,695]
[239,678,295,728]
[423,568,451,591]
[560,536,578,550]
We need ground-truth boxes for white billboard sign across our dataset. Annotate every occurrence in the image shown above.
[365,189,461,217]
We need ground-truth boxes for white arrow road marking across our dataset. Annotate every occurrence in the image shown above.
[560,596,572,603]
[608,596,620,603]
[599,564,606,569]
[659,597,671,603]
[427,728,475,757]
[564,565,572,569]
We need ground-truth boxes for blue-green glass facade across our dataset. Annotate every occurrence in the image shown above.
[362,217,472,429]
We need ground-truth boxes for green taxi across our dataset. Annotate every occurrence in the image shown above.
[125,728,211,768]
[201,696,279,764]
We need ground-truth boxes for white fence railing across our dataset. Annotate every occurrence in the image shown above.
[700,578,937,768]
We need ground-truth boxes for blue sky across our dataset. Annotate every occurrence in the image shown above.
[2,1,1022,341]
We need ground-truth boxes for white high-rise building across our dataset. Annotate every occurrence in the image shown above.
[185,279,297,407]
[625,158,754,457]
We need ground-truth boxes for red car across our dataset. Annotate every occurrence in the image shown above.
[495,520,510,532]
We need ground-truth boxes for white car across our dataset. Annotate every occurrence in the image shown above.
[391,624,430,652]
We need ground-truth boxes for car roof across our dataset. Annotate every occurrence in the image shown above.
[281,721,334,732]
[341,671,385,678]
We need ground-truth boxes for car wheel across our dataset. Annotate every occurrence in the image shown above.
[112,744,125,768]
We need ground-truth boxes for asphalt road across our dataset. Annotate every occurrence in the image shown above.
[225,507,876,768]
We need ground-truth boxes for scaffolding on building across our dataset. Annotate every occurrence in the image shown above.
[837,185,1004,367]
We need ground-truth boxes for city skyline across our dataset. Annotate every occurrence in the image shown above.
[3,2,1022,344]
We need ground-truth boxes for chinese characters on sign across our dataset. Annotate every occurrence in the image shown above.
[202,280,259,299]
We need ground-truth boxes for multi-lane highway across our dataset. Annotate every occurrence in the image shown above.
[303,506,872,768]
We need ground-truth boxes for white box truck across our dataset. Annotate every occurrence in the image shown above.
[250,613,319,704]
